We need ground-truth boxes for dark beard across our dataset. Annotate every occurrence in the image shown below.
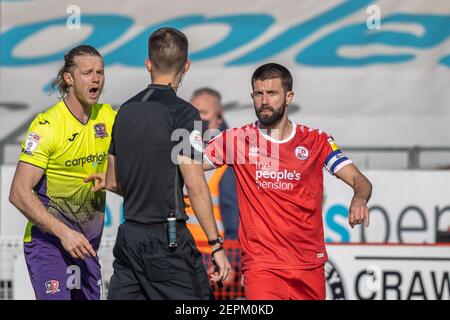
[255,100,286,126]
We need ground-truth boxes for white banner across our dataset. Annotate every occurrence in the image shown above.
[2,165,450,243]
[325,244,450,300]
[0,165,27,237]
[323,171,450,243]
[1,0,450,165]
[6,239,450,300]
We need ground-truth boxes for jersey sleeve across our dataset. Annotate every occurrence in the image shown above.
[109,121,116,156]
[204,130,229,168]
[175,106,204,161]
[103,104,117,156]
[19,113,56,170]
[321,134,352,175]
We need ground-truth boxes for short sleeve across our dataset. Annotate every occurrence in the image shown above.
[107,104,119,156]
[175,106,204,161]
[108,121,116,155]
[19,114,56,170]
[321,134,352,175]
[204,130,228,168]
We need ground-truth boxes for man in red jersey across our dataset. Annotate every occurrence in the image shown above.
[203,63,372,300]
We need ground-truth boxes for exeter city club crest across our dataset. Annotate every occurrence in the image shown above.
[93,123,108,138]
[45,280,60,294]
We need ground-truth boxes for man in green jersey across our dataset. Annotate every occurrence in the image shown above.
[9,45,115,300]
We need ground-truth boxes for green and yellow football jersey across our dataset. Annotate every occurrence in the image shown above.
[20,101,116,242]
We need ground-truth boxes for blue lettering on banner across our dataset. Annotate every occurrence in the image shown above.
[441,55,450,67]
[325,204,350,242]
[297,14,450,66]
[190,15,274,61]
[1,5,449,69]
[105,14,273,65]
[228,0,374,65]
[0,15,133,66]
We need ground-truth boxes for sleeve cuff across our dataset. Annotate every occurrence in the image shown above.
[204,154,218,169]
[333,159,352,175]
[18,159,47,170]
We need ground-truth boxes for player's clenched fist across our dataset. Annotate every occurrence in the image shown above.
[348,197,370,229]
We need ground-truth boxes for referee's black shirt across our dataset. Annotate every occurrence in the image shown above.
[109,84,203,224]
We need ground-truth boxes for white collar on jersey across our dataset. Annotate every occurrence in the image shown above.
[256,121,297,144]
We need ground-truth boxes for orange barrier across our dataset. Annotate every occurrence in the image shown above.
[199,240,245,300]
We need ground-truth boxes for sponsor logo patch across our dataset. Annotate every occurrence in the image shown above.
[327,136,339,151]
[65,151,107,167]
[24,132,41,155]
[189,130,204,153]
[68,133,79,142]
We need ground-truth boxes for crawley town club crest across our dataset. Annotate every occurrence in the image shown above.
[295,146,309,160]
[93,123,108,138]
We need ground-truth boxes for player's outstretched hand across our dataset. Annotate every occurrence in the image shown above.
[209,247,231,285]
[59,228,96,260]
[349,197,369,229]
[84,173,106,192]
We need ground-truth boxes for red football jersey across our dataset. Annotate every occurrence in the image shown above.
[204,122,352,271]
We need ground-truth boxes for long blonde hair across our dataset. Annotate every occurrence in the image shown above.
[50,45,102,98]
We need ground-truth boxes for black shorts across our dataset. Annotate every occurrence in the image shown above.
[107,220,214,300]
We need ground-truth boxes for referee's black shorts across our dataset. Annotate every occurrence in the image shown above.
[107,220,214,300]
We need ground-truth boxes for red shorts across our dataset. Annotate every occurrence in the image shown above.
[243,265,325,300]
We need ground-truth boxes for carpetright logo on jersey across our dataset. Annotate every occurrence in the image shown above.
[255,160,301,191]
[65,151,107,167]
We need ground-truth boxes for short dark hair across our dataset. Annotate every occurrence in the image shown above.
[51,45,102,98]
[148,27,188,74]
[251,63,293,92]
[192,87,221,101]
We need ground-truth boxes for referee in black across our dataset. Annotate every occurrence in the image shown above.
[105,27,231,300]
